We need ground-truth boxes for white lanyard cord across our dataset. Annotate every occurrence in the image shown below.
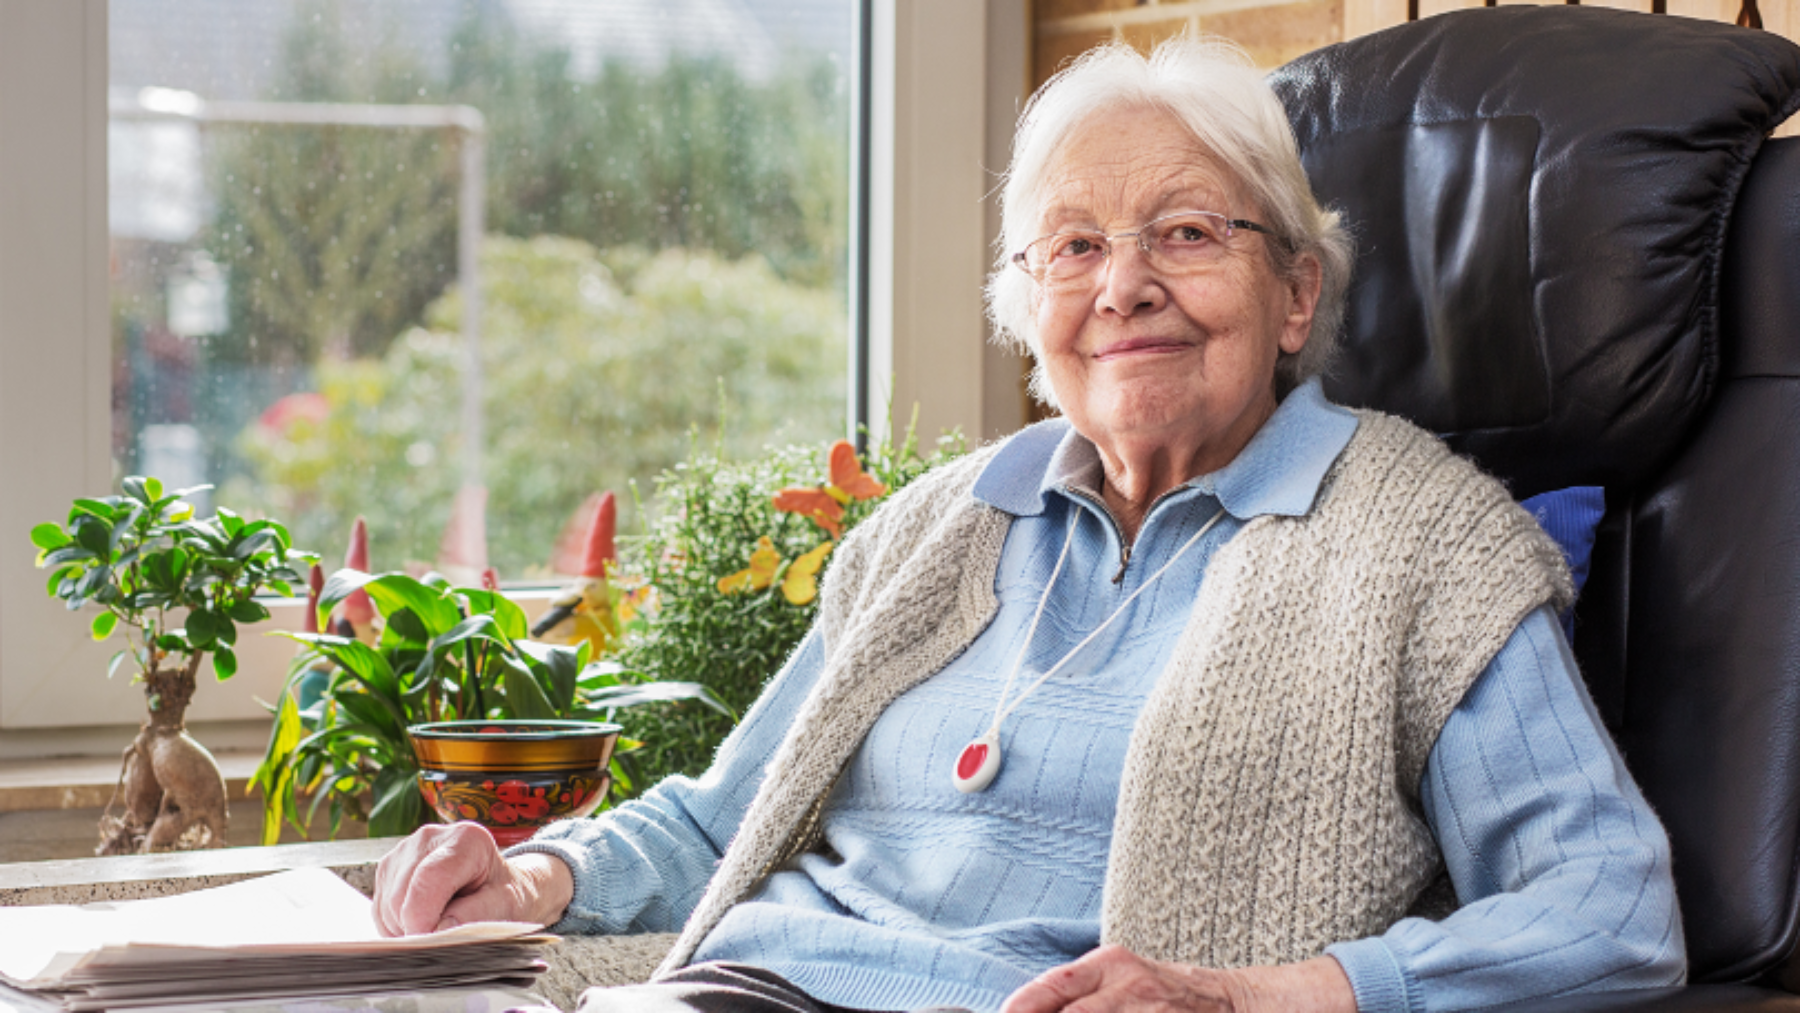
[987,504,1229,735]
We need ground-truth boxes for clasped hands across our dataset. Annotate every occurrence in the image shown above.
[372,823,1355,1013]
[372,821,573,935]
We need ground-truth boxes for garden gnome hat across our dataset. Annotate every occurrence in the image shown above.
[528,491,618,651]
[437,485,489,587]
[305,564,323,635]
[550,492,615,578]
[580,492,616,579]
[330,516,376,643]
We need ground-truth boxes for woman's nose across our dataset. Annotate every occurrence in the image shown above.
[1094,239,1166,317]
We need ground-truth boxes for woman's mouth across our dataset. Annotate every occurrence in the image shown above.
[1092,337,1192,360]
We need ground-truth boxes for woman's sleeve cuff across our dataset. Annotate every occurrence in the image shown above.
[505,836,617,935]
[1325,937,1421,1013]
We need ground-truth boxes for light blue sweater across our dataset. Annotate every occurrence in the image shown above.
[514,382,1684,1012]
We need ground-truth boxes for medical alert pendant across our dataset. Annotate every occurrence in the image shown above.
[953,729,1002,793]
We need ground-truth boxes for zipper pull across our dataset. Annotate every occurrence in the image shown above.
[1112,544,1132,584]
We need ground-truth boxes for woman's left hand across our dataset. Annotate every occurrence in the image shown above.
[999,945,1356,1013]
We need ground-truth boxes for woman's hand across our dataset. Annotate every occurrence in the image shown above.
[371,822,574,936]
[1000,946,1355,1013]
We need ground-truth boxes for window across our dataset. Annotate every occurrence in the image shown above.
[0,0,1012,749]
[109,0,857,581]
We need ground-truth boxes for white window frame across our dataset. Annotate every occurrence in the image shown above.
[0,0,1028,757]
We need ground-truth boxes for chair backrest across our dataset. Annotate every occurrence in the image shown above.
[1270,8,1800,985]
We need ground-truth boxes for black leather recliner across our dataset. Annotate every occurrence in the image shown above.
[1272,9,1800,1009]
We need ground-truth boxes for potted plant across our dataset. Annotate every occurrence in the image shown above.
[29,476,316,854]
[612,424,963,787]
[251,568,728,842]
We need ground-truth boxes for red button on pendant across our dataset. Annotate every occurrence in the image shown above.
[952,731,1002,793]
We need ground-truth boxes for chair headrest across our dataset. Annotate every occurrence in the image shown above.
[1270,8,1800,496]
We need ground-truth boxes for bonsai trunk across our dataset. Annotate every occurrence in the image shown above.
[97,652,229,855]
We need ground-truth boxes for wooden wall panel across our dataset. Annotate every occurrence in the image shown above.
[1034,0,1798,132]
[1032,0,1344,84]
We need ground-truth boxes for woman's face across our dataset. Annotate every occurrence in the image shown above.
[1030,105,1319,477]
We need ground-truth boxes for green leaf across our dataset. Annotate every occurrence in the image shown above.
[107,650,129,680]
[90,611,118,641]
[226,598,269,624]
[428,614,506,655]
[582,680,733,717]
[213,647,237,681]
[455,587,530,642]
[29,523,71,551]
[143,476,164,502]
[186,607,228,648]
[577,659,633,689]
[40,545,94,569]
[334,690,404,742]
[382,607,431,648]
[320,570,460,638]
[502,659,557,719]
[518,640,581,713]
[608,755,633,798]
[45,565,75,599]
[71,498,116,522]
[74,518,111,558]
[216,506,244,536]
[75,563,111,602]
[233,528,278,561]
[108,504,142,552]
[284,634,402,703]
[141,548,179,590]
[368,764,425,838]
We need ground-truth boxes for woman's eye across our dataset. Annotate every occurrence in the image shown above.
[1055,236,1098,258]
[1165,223,1213,244]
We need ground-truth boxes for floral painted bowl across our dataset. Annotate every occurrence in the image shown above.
[408,720,621,847]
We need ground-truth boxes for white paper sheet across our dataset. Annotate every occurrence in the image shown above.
[0,867,549,1010]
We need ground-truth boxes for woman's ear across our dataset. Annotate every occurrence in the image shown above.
[1279,253,1324,356]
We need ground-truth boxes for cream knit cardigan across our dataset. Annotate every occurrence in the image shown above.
[654,411,1573,976]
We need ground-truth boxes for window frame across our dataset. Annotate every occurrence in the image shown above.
[0,0,1025,752]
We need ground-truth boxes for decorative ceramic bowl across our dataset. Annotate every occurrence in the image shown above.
[408,720,621,846]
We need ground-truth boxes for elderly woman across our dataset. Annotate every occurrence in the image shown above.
[374,38,1683,1013]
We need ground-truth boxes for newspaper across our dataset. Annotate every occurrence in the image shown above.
[0,868,552,1012]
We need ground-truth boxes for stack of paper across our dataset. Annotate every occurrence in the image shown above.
[0,868,552,1012]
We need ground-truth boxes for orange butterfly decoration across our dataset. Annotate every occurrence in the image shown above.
[718,537,834,605]
[773,440,889,539]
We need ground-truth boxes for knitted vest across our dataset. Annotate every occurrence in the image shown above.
[655,411,1572,975]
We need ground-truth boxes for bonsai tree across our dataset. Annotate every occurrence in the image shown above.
[30,476,316,854]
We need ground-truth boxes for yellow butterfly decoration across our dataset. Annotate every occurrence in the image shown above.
[718,537,834,605]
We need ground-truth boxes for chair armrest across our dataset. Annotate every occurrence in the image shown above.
[1491,985,1800,1012]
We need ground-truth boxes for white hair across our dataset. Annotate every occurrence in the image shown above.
[985,36,1354,405]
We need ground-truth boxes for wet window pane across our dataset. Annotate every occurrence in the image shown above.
[109,0,854,580]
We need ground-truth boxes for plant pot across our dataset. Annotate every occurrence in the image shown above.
[407,720,620,847]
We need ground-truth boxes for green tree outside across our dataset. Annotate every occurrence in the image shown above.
[227,236,846,576]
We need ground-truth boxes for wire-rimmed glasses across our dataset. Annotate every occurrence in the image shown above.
[1010,210,1284,286]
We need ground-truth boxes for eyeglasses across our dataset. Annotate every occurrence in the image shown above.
[1010,210,1284,285]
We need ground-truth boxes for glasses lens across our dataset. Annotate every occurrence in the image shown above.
[1145,214,1230,270]
[1025,231,1107,282]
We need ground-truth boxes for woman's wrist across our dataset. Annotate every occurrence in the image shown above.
[1226,956,1357,1013]
[508,851,576,927]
